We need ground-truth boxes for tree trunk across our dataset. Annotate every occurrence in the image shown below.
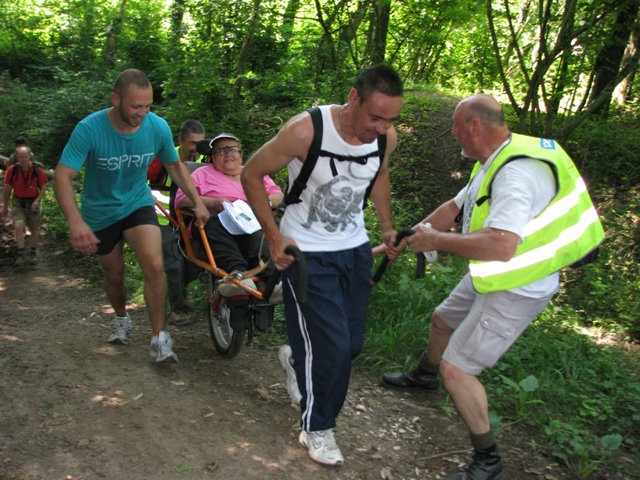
[366,0,391,65]
[235,0,262,101]
[589,0,640,116]
[105,0,127,70]
[613,25,640,104]
[169,0,186,53]
[280,0,301,51]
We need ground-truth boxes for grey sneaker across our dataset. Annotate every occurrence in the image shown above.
[218,277,256,297]
[150,331,178,363]
[299,429,344,466]
[108,313,131,345]
[278,345,302,404]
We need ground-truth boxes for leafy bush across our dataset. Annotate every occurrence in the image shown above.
[560,187,640,340]
[565,109,640,188]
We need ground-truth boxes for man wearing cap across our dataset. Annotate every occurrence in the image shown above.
[175,133,283,294]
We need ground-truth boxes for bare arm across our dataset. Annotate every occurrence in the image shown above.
[415,199,461,232]
[31,183,47,212]
[53,164,100,255]
[369,127,398,257]
[179,194,228,213]
[1,182,12,216]
[407,224,518,262]
[164,161,210,227]
[242,112,314,270]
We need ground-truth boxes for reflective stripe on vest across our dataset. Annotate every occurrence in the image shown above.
[467,133,605,293]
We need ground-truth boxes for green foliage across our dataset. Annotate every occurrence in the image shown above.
[556,184,640,340]
[361,254,466,368]
[0,71,110,164]
[565,109,640,188]
[40,188,73,241]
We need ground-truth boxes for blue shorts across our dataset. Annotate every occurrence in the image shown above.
[94,206,158,256]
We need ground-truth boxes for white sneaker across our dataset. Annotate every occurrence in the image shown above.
[218,277,256,297]
[299,429,344,466]
[108,313,131,345]
[278,345,301,404]
[269,281,284,305]
[150,331,178,363]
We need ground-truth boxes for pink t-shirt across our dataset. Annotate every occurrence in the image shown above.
[175,164,281,213]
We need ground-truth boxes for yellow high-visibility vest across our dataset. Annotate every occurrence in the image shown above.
[468,134,605,293]
[150,146,203,226]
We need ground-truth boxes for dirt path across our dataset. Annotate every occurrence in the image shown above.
[1,225,596,480]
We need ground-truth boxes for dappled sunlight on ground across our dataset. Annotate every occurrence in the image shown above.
[93,346,125,356]
[0,333,23,342]
[575,325,639,350]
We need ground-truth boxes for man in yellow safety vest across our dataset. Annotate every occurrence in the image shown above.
[381,94,604,480]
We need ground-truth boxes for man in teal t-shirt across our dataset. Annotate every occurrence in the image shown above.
[54,68,209,363]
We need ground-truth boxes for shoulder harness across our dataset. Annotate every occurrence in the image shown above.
[281,106,387,210]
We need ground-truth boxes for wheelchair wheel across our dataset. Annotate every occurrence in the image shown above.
[207,285,246,358]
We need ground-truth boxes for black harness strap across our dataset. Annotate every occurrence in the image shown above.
[282,107,324,206]
[282,106,387,209]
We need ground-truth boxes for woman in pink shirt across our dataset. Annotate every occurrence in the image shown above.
[176,133,283,295]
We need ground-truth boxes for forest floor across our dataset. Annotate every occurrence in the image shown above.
[0,94,632,480]
[0,229,592,480]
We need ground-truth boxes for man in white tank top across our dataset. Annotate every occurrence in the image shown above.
[242,65,404,466]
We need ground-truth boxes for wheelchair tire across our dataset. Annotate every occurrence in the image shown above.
[207,287,245,358]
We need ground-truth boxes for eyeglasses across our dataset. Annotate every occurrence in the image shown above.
[214,146,241,156]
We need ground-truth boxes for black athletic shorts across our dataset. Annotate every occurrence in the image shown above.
[95,206,159,256]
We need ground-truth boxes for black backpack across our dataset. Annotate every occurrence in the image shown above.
[10,162,42,184]
[280,107,387,210]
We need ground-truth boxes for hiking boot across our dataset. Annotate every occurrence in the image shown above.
[449,446,504,480]
[28,250,37,265]
[150,331,178,363]
[14,252,25,266]
[278,345,301,404]
[167,309,195,326]
[299,429,344,466]
[108,313,131,345]
[218,277,256,297]
[184,295,197,311]
[381,365,440,391]
[269,281,284,305]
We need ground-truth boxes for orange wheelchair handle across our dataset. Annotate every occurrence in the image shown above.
[371,228,416,285]
[264,245,308,304]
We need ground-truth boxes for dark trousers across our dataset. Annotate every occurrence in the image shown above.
[201,214,275,279]
[282,243,372,432]
[161,224,191,311]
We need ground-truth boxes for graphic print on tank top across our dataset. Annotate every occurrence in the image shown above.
[301,160,376,233]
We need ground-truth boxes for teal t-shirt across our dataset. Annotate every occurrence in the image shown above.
[60,109,179,231]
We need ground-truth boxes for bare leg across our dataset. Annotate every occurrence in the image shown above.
[14,219,25,249]
[441,359,491,434]
[123,224,166,336]
[425,312,454,365]
[97,241,127,317]
[27,225,38,248]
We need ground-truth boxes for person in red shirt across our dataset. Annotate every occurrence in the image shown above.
[2,146,49,265]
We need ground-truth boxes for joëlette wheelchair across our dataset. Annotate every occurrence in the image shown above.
[155,160,306,359]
